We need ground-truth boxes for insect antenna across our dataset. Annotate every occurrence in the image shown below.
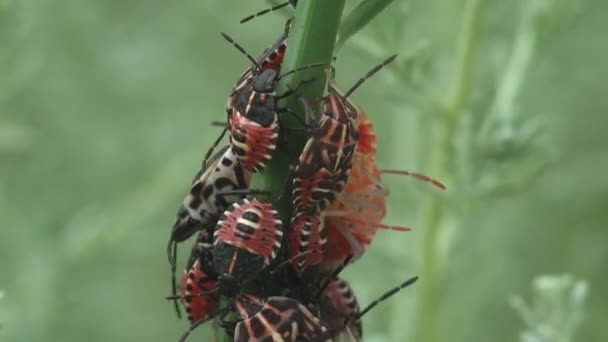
[239,1,293,23]
[220,32,262,71]
[381,169,446,190]
[356,276,419,318]
[177,305,232,342]
[342,54,398,100]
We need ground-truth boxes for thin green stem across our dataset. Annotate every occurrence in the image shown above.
[217,2,345,341]
[250,0,346,221]
[444,0,485,119]
[415,0,485,341]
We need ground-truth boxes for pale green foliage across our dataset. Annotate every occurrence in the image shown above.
[1,0,606,341]
[0,290,5,329]
[511,274,588,342]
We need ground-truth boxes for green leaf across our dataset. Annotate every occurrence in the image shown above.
[336,0,398,50]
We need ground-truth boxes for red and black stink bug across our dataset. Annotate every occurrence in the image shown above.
[291,55,398,215]
[318,277,362,341]
[319,276,419,341]
[169,229,215,318]
[168,145,251,259]
[167,145,251,314]
[213,198,284,297]
[233,296,331,342]
[222,32,324,173]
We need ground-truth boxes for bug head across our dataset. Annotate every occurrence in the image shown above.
[170,206,200,243]
[252,69,279,93]
[218,273,241,298]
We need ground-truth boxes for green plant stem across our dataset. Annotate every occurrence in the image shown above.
[216,2,345,341]
[415,0,485,341]
[250,0,346,221]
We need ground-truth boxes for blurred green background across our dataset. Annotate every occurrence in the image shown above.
[1,0,606,341]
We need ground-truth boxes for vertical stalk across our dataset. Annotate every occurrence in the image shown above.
[215,2,346,341]
[415,0,485,341]
[250,0,346,221]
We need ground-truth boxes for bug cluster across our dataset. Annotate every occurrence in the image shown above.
[165,2,445,341]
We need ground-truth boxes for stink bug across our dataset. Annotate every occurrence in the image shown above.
[320,111,445,272]
[170,229,214,319]
[222,32,324,173]
[292,55,398,215]
[213,198,284,298]
[167,145,251,315]
[319,277,362,341]
[320,276,419,341]
[233,296,331,342]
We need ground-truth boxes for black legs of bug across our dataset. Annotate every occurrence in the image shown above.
[275,78,315,101]
[270,251,313,275]
[168,239,182,319]
[202,127,228,168]
[177,305,232,342]
[282,82,321,129]
[210,121,227,128]
[215,188,272,198]
[276,63,327,81]
[217,308,238,331]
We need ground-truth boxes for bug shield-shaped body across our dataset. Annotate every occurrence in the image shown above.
[174,145,251,241]
[179,258,220,325]
[229,70,280,173]
[234,296,331,342]
[319,278,362,341]
[293,93,360,214]
[213,199,283,296]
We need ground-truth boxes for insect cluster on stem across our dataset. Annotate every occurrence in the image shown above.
[164,2,445,341]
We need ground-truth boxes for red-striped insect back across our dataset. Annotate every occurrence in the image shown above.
[319,277,362,341]
[222,32,322,173]
[168,145,250,317]
[291,92,359,215]
[169,145,251,257]
[213,198,284,297]
[287,213,327,275]
[233,296,331,342]
[321,111,445,272]
[179,258,220,326]
[292,55,399,216]
[319,276,419,341]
